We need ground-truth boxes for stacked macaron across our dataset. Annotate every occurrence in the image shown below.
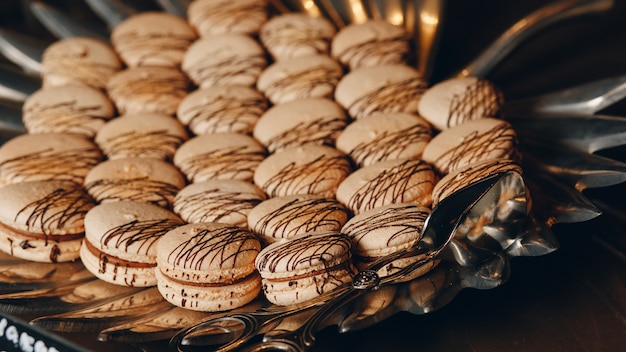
[0,5,525,314]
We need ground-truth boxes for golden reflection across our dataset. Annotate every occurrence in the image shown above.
[349,0,368,23]
[302,0,322,17]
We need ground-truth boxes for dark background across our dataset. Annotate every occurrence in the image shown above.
[1,1,625,351]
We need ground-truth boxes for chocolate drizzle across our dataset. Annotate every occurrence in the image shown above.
[346,160,434,213]
[186,54,265,87]
[101,129,186,160]
[84,177,181,208]
[435,122,518,174]
[43,44,119,88]
[23,100,110,136]
[261,154,352,197]
[190,2,267,35]
[348,123,431,167]
[262,64,342,103]
[261,25,331,58]
[173,187,263,224]
[16,185,94,236]
[265,116,348,153]
[252,197,350,240]
[112,33,194,66]
[348,78,427,119]
[177,145,265,182]
[101,218,184,256]
[337,40,409,70]
[342,204,429,250]
[180,95,266,134]
[447,79,504,128]
[168,226,259,271]
[0,147,101,184]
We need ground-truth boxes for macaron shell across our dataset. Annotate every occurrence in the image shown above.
[335,112,432,167]
[80,242,159,287]
[0,133,102,186]
[336,159,435,214]
[422,117,518,175]
[95,113,188,161]
[253,145,352,198]
[417,77,505,131]
[176,85,267,135]
[173,179,266,226]
[247,194,351,244]
[257,55,343,105]
[41,37,122,89]
[83,157,185,208]
[157,223,260,283]
[187,0,269,36]
[182,34,266,88]
[334,64,427,119]
[111,12,196,67]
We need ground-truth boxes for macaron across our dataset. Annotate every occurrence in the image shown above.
[176,85,267,136]
[255,231,355,306]
[341,203,437,280]
[432,159,523,206]
[422,117,519,175]
[40,36,122,90]
[0,180,95,263]
[336,158,435,215]
[247,194,351,244]
[417,77,505,131]
[107,66,191,115]
[173,133,266,183]
[257,54,343,105]
[331,20,410,70]
[95,113,188,161]
[260,13,336,62]
[80,201,185,287]
[110,11,197,67]
[172,179,266,227]
[182,34,266,89]
[155,222,262,311]
[253,144,352,198]
[253,98,349,154]
[187,0,269,36]
[335,112,432,168]
[83,157,186,208]
[0,133,102,186]
[22,85,116,138]
[334,64,427,119]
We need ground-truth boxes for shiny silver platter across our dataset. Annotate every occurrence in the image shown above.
[0,1,625,351]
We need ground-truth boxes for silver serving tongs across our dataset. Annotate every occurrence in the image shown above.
[169,171,520,352]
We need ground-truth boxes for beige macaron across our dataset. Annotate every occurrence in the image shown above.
[176,85,267,135]
[334,64,427,120]
[173,179,266,227]
[336,158,435,215]
[95,113,188,161]
[182,34,266,89]
[83,157,186,208]
[22,85,115,138]
[41,36,122,90]
[257,54,343,105]
[432,159,523,206]
[80,201,185,287]
[422,117,519,176]
[341,203,437,280]
[417,77,505,131]
[260,13,336,62]
[107,66,191,115]
[253,98,349,154]
[0,133,102,186]
[156,222,261,311]
[173,133,266,183]
[110,11,197,67]
[187,0,269,36]
[254,144,352,198]
[247,194,351,244]
[335,112,432,168]
[255,231,355,306]
[0,180,95,262]
[331,20,410,70]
